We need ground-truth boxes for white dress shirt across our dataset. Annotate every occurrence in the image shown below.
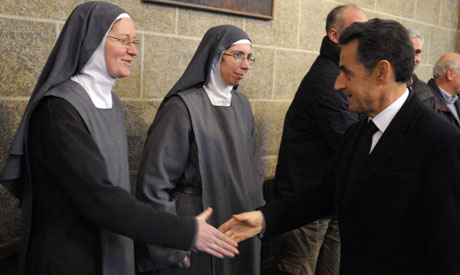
[369,89,409,153]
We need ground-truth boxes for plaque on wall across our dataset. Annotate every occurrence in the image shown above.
[142,0,274,20]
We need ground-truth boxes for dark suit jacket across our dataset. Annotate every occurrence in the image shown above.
[410,73,435,109]
[262,92,460,274]
[274,36,359,198]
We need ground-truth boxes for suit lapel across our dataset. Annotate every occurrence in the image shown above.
[340,92,423,209]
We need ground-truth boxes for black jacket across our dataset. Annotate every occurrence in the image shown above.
[263,92,460,274]
[274,36,359,198]
[427,78,460,128]
[410,74,435,109]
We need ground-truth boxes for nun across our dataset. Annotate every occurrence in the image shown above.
[136,25,264,275]
[0,3,237,275]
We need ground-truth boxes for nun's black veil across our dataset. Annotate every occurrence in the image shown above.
[1,1,126,199]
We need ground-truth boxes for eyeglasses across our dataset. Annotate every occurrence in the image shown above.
[107,36,140,48]
[223,52,255,65]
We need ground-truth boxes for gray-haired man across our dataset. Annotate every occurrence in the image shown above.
[407,27,435,108]
[427,53,460,128]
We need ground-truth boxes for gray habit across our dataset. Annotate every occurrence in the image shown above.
[48,80,134,275]
[136,87,264,275]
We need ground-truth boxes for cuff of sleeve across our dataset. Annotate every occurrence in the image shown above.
[189,217,199,251]
[257,215,266,239]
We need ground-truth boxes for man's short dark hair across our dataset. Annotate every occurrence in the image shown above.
[338,18,414,83]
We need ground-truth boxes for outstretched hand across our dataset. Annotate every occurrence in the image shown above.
[218,210,264,243]
[195,207,239,258]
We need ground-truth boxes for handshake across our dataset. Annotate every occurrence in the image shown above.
[193,208,265,259]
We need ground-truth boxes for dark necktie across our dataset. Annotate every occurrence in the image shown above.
[348,120,379,184]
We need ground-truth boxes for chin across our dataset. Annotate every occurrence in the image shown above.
[118,71,131,79]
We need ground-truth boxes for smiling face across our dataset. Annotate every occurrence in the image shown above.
[220,43,251,86]
[334,40,383,118]
[105,18,138,78]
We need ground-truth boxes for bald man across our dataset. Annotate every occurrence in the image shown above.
[427,53,460,128]
[271,5,367,275]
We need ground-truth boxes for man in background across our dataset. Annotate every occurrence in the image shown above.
[406,27,435,108]
[427,53,460,128]
[221,18,460,275]
[271,5,366,275]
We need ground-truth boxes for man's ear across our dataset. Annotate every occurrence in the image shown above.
[446,69,454,81]
[375,60,391,82]
[328,28,340,44]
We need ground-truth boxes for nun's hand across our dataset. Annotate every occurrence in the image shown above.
[194,207,239,258]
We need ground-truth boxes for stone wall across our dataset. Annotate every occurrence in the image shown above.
[0,0,458,253]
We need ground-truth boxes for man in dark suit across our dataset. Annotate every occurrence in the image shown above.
[220,19,460,274]
[272,5,366,275]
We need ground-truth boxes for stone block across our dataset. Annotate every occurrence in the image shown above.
[274,51,315,100]
[238,47,275,100]
[244,18,275,46]
[362,10,378,20]
[299,0,337,52]
[0,101,27,167]
[0,18,55,97]
[246,0,299,49]
[376,0,416,19]
[342,0,375,10]
[270,0,300,49]
[261,157,278,178]
[0,100,24,245]
[415,64,433,83]
[0,0,79,21]
[428,27,456,65]
[177,8,244,38]
[457,31,460,53]
[416,0,441,25]
[440,0,459,29]
[118,0,176,33]
[123,101,160,172]
[123,100,160,173]
[254,101,291,156]
[143,35,200,99]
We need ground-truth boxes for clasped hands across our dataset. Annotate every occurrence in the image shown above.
[192,208,264,261]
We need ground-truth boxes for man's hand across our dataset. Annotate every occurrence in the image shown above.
[195,207,239,258]
[218,211,264,243]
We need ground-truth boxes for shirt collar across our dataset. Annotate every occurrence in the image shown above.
[439,86,458,104]
[371,89,409,134]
